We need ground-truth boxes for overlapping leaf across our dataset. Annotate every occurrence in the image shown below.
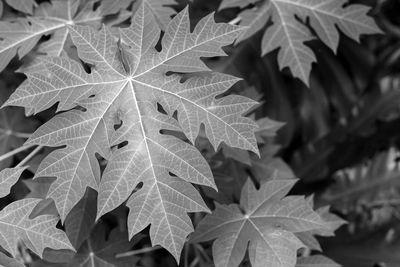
[0,198,73,258]
[5,3,258,261]
[190,178,327,267]
[0,252,24,267]
[219,0,381,84]
[0,167,28,197]
[5,0,37,15]
[36,224,141,267]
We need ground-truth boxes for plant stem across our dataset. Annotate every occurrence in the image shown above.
[115,246,162,258]
[12,131,32,139]
[0,144,36,163]
[228,16,241,25]
[184,242,189,267]
[16,145,43,167]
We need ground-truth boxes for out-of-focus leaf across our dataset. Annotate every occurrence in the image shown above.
[64,188,97,250]
[0,252,24,267]
[40,224,141,267]
[323,147,400,229]
[5,0,36,14]
[23,177,58,217]
[296,255,340,267]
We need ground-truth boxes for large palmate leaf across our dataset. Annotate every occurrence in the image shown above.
[5,3,258,261]
[190,178,328,267]
[219,0,381,85]
[0,198,73,258]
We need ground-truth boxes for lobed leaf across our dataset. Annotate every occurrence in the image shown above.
[219,0,381,85]
[191,178,328,267]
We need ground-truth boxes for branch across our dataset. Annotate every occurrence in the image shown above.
[115,246,162,258]
[16,145,43,167]
[0,144,36,163]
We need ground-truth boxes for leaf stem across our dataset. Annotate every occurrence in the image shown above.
[115,246,162,258]
[0,144,36,163]
[16,145,43,167]
[12,131,33,139]
[228,16,241,25]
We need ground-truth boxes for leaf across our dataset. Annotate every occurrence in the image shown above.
[219,0,381,85]
[0,0,128,73]
[38,224,141,267]
[0,166,28,198]
[5,3,258,261]
[0,198,73,258]
[5,0,37,15]
[138,0,178,30]
[23,177,58,217]
[191,178,327,267]
[64,188,97,249]
[296,205,346,251]
[296,255,340,267]
[0,252,24,267]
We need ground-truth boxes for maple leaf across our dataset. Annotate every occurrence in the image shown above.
[0,0,131,73]
[0,166,28,197]
[190,178,327,267]
[219,0,381,85]
[5,2,258,261]
[0,198,73,258]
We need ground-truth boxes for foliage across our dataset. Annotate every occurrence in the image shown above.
[0,0,395,266]
[219,0,381,85]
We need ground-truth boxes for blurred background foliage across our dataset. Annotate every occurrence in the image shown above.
[186,0,400,266]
